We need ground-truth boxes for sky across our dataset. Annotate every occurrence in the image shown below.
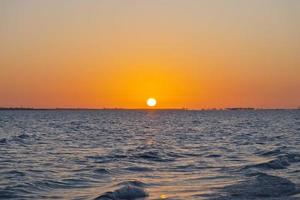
[0,0,299,109]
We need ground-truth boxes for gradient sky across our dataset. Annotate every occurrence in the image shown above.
[0,0,299,109]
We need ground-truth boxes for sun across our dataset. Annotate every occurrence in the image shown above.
[147,98,157,107]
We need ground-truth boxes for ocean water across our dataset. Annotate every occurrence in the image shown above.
[0,110,299,200]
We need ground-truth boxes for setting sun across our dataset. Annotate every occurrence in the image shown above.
[147,98,157,107]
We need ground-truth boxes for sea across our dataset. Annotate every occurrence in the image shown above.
[0,110,299,200]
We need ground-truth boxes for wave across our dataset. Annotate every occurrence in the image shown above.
[135,151,167,162]
[93,168,111,174]
[243,153,300,170]
[87,154,128,164]
[15,133,30,139]
[259,147,284,156]
[0,134,33,145]
[0,184,35,199]
[95,181,148,200]
[2,170,26,178]
[0,138,7,145]
[0,189,26,199]
[123,166,153,172]
[212,173,300,199]
[115,180,148,188]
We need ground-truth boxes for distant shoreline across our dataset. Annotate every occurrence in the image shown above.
[0,107,299,111]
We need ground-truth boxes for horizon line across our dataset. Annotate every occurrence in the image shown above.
[0,107,299,111]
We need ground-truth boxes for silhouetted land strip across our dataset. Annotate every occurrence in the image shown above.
[0,107,299,111]
[0,107,187,111]
[226,107,255,110]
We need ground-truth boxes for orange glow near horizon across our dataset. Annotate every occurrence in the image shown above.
[0,1,299,109]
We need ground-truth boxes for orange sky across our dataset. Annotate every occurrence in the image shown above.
[0,0,299,109]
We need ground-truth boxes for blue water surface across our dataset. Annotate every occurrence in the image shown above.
[0,110,299,199]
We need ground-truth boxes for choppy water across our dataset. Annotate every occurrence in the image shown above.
[0,110,300,200]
